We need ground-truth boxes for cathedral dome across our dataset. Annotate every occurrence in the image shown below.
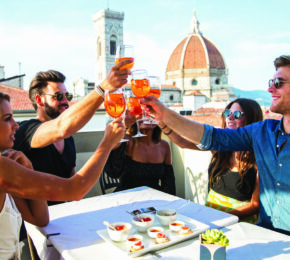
[166,11,225,72]
[164,10,231,102]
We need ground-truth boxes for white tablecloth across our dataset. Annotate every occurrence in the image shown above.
[25,186,240,259]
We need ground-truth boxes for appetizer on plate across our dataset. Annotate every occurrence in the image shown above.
[178,225,193,235]
[155,232,170,244]
[147,226,164,238]
[129,241,144,252]
[169,220,185,232]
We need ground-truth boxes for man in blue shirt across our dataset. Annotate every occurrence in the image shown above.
[142,55,290,235]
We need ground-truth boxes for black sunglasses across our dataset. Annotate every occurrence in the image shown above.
[223,109,244,120]
[44,92,73,101]
[268,78,290,89]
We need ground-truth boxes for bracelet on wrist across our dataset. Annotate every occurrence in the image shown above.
[163,129,173,136]
[160,125,167,130]
[95,85,105,98]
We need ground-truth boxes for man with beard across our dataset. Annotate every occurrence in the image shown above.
[13,62,131,206]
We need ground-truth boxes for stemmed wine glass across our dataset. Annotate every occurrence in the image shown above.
[131,69,151,120]
[148,76,161,99]
[130,69,150,98]
[126,91,146,138]
[146,75,161,124]
[104,88,128,142]
[115,45,134,70]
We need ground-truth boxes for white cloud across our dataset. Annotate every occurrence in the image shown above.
[125,31,175,82]
[227,39,290,91]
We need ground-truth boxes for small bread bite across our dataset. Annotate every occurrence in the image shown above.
[154,233,170,244]
[178,226,193,235]
[129,241,144,252]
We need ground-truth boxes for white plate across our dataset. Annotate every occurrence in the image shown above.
[97,214,209,258]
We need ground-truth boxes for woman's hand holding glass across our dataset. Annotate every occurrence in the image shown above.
[103,117,126,147]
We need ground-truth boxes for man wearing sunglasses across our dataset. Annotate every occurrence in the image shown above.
[142,55,290,235]
[13,59,132,205]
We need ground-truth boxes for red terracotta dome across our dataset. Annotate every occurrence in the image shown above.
[166,11,225,72]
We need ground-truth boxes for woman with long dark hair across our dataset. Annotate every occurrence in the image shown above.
[159,98,263,223]
[205,98,263,223]
[104,115,176,195]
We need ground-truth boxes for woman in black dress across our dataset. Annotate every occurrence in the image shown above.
[104,115,176,195]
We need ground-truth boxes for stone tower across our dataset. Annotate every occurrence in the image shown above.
[92,9,124,84]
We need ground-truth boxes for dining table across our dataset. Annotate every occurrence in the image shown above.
[25,186,290,259]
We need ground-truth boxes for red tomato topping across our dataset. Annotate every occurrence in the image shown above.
[134,241,142,246]
[157,233,166,238]
[115,225,125,231]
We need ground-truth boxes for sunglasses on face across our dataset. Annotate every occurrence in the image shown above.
[44,92,73,101]
[223,109,244,120]
[268,78,290,89]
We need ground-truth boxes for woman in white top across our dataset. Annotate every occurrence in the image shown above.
[0,92,125,259]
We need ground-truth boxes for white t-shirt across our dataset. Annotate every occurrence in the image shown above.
[0,194,22,260]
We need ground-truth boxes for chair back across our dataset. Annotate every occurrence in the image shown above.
[100,170,122,194]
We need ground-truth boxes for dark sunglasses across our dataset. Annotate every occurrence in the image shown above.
[44,92,73,101]
[223,109,244,120]
[268,78,290,89]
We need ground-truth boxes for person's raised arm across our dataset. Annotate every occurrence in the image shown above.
[31,59,132,148]
[142,96,205,145]
[0,118,125,201]
[159,121,201,150]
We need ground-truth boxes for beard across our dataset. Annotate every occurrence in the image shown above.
[44,102,61,119]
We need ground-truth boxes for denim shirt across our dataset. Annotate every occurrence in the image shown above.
[198,119,290,232]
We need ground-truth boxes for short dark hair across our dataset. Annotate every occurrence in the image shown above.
[29,70,66,110]
[0,92,10,104]
[274,55,290,70]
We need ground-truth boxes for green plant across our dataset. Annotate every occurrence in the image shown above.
[201,229,229,247]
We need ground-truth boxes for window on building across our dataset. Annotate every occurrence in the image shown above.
[215,78,220,84]
[169,95,174,101]
[192,79,198,85]
[110,35,117,55]
[173,81,176,86]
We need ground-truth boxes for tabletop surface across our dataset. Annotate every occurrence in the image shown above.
[25,187,290,260]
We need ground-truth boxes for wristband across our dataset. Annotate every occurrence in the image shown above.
[163,129,173,136]
[160,125,167,130]
[95,85,105,98]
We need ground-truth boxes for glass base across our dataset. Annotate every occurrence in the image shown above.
[120,138,129,142]
[132,133,147,138]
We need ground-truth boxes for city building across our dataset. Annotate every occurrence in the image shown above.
[0,65,25,89]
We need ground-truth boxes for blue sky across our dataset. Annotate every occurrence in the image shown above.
[0,0,289,92]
